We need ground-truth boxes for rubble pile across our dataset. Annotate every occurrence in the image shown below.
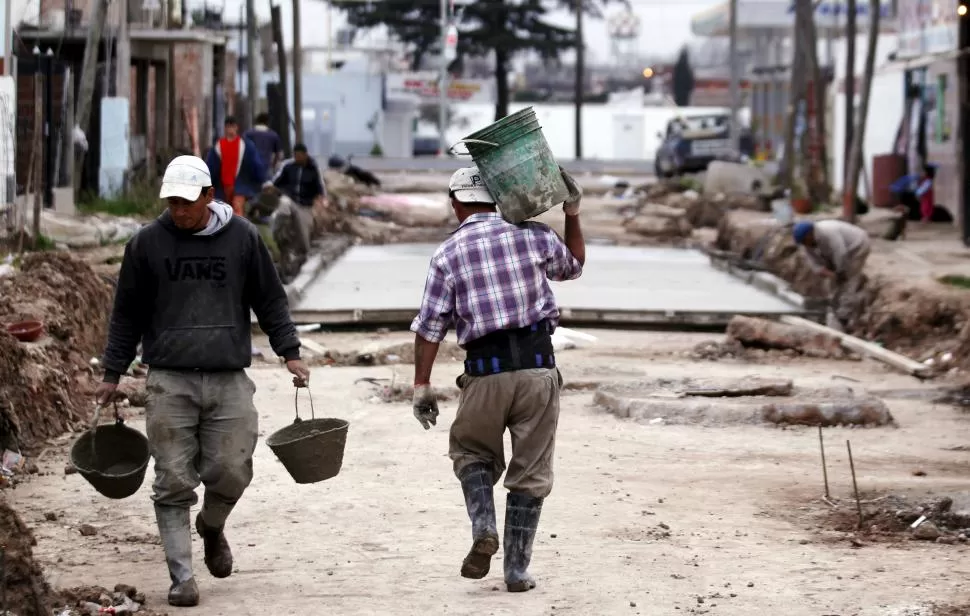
[57,583,169,615]
[320,170,453,244]
[714,211,970,370]
[623,177,768,241]
[828,495,970,545]
[0,252,113,452]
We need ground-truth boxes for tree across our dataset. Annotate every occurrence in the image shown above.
[672,46,695,107]
[334,0,577,120]
[843,0,880,223]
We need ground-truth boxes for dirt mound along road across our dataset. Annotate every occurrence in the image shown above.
[0,252,113,453]
[715,211,970,373]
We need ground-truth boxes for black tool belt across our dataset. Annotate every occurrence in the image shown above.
[463,320,555,376]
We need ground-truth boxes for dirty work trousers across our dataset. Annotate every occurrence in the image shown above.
[449,368,562,499]
[145,369,259,528]
[831,246,871,331]
[275,196,314,256]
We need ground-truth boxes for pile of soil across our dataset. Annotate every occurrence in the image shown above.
[0,252,113,452]
[714,211,970,371]
[0,493,57,616]
[828,495,970,544]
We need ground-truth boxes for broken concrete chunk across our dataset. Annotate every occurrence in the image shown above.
[726,315,849,359]
[761,399,895,427]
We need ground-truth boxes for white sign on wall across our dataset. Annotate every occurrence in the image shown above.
[0,77,14,206]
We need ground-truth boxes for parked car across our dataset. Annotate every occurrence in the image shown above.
[413,136,442,157]
[653,114,754,177]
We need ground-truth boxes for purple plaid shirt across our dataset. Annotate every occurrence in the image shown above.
[411,212,583,345]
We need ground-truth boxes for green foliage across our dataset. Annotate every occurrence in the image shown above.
[370,143,384,157]
[939,274,970,290]
[78,174,164,219]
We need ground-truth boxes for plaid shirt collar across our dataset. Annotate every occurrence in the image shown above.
[450,212,502,235]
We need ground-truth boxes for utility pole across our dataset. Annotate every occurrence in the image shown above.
[246,0,259,125]
[74,0,111,194]
[438,0,448,156]
[292,0,304,144]
[844,0,856,194]
[116,0,131,100]
[30,48,42,243]
[270,3,292,156]
[728,0,740,151]
[41,49,54,209]
[574,0,583,160]
[2,0,12,75]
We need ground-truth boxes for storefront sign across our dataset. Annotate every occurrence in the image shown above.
[386,73,495,104]
[896,0,959,58]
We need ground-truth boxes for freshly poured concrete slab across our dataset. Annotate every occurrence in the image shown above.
[293,244,807,325]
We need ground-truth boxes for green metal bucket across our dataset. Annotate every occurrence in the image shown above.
[460,107,569,224]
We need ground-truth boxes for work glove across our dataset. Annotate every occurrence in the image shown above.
[560,166,582,216]
[412,384,440,430]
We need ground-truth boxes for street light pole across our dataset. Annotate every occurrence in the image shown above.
[438,0,448,156]
[728,0,740,151]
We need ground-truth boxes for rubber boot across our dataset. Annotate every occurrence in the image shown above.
[155,504,199,607]
[458,463,499,579]
[195,512,234,578]
[503,492,543,592]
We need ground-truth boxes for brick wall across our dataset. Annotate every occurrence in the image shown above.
[15,66,67,193]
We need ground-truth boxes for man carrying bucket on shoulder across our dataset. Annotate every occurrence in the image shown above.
[410,165,585,592]
[95,154,311,607]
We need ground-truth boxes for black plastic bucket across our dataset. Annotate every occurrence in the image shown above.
[266,388,349,484]
[70,417,150,500]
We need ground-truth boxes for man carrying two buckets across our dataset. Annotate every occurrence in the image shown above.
[96,155,311,607]
[411,155,586,592]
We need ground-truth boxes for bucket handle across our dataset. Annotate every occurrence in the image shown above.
[293,387,316,424]
[447,138,498,157]
[89,401,123,430]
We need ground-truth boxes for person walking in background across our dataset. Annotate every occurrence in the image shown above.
[269,143,327,260]
[96,154,310,607]
[206,116,267,216]
[410,166,585,593]
[792,219,871,332]
[244,112,283,175]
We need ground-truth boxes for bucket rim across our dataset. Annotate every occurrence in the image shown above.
[69,424,150,478]
[266,417,350,448]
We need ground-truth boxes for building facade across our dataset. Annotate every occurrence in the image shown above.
[894,0,967,242]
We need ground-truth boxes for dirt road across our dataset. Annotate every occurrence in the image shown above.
[12,330,970,615]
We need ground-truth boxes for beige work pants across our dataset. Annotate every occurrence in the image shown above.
[449,368,562,499]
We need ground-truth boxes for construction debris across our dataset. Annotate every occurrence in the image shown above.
[593,377,894,427]
[726,315,851,359]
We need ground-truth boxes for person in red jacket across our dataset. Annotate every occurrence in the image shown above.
[205,116,267,216]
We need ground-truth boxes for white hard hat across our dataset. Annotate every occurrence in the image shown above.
[159,155,212,201]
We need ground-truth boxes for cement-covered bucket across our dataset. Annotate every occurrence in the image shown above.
[70,404,150,500]
[457,107,569,224]
[266,388,349,484]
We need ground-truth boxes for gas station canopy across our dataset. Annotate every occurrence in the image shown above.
[690,0,897,37]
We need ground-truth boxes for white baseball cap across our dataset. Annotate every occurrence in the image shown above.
[159,155,212,201]
[449,167,495,205]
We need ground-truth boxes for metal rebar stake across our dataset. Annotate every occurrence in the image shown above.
[818,424,830,499]
[847,440,863,530]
